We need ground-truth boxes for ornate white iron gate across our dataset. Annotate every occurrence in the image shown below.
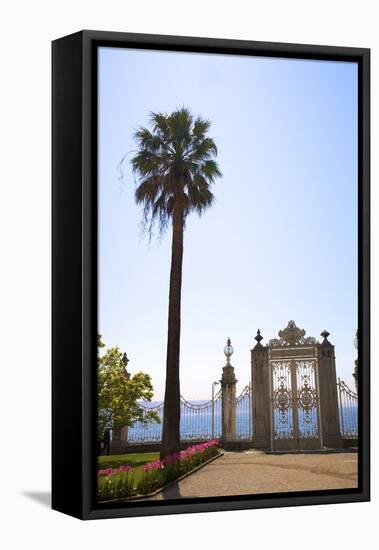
[337,378,358,439]
[269,322,323,451]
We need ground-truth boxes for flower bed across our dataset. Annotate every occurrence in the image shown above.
[98,439,220,501]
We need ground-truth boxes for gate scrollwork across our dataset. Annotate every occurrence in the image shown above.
[269,322,322,450]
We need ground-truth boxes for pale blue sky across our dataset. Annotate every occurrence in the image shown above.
[98,47,358,399]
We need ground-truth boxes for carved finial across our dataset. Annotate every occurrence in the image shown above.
[255,329,263,344]
[321,330,330,341]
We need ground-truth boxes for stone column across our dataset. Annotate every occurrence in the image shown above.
[109,425,129,455]
[221,363,237,443]
[317,330,342,448]
[251,330,270,449]
[120,425,129,448]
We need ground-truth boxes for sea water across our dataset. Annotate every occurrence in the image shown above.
[126,401,358,442]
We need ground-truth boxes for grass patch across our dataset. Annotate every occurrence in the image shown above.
[98,452,159,488]
[98,453,160,493]
[98,452,159,470]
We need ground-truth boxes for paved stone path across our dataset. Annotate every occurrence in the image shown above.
[148,451,358,500]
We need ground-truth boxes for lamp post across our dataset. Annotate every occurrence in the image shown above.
[224,337,234,365]
[221,337,237,443]
[211,381,219,439]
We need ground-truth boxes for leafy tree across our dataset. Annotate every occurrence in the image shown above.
[97,335,159,443]
[130,107,222,458]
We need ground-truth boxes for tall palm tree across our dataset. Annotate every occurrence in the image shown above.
[131,107,222,458]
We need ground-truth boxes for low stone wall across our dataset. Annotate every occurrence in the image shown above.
[342,438,358,448]
[221,440,253,451]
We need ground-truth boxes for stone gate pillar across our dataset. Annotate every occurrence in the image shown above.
[110,425,128,454]
[317,330,342,448]
[221,338,237,443]
[251,330,270,449]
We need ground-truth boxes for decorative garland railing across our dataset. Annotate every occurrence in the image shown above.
[235,384,253,440]
[337,378,358,439]
[127,391,223,443]
[127,386,252,444]
[118,378,356,445]
[127,402,164,443]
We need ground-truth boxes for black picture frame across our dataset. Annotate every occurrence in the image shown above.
[52,30,370,520]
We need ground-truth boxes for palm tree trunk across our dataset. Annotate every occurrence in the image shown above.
[160,206,184,459]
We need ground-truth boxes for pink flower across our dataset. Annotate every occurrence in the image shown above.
[139,439,218,475]
[97,464,135,477]
[97,467,115,477]
[143,459,163,472]
[118,465,133,473]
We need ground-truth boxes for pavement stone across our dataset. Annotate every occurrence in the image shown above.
[147,451,358,500]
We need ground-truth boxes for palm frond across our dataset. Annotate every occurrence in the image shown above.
[130,107,222,236]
